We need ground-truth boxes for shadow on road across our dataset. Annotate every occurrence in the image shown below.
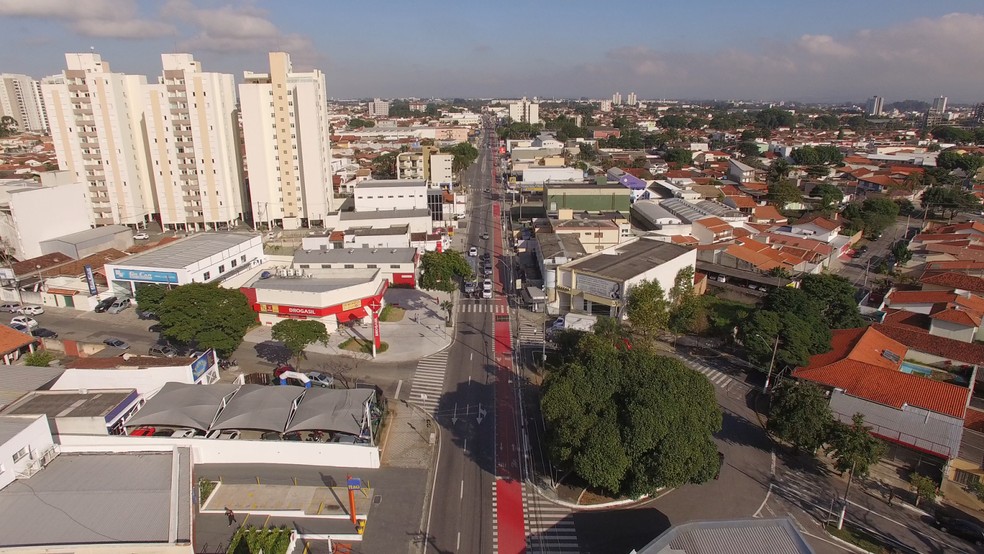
[573,508,671,554]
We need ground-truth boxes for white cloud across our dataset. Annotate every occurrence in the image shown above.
[0,0,176,39]
[162,0,322,68]
[547,12,984,102]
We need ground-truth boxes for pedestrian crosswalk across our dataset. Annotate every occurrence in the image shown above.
[678,355,737,389]
[518,320,543,347]
[459,303,509,314]
[408,349,450,414]
[523,483,580,553]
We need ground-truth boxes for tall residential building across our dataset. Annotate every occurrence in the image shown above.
[974,103,984,125]
[396,147,454,186]
[612,92,622,105]
[508,96,540,125]
[368,98,389,117]
[599,100,613,112]
[0,74,48,132]
[924,95,948,129]
[42,53,153,226]
[144,54,243,231]
[865,95,884,117]
[627,92,637,106]
[240,52,334,230]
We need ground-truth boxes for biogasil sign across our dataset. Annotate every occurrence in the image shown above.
[285,306,318,315]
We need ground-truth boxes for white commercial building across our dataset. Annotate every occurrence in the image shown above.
[0,74,48,133]
[430,153,454,186]
[104,233,263,298]
[240,52,334,230]
[0,171,93,259]
[52,350,220,394]
[144,54,244,231]
[509,97,540,125]
[354,180,428,211]
[42,53,154,227]
[368,98,389,117]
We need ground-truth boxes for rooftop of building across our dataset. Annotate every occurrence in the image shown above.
[0,389,136,418]
[294,247,417,264]
[107,233,258,270]
[0,365,63,410]
[564,238,692,281]
[0,451,191,548]
[0,415,38,444]
[250,270,379,293]
[339,208,430,221]
[63,354,197,370]
[634,517,814,554]
[355,179,427,189]
[43,225,131,245]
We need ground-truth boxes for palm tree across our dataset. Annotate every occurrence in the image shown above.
[440,300,454,324]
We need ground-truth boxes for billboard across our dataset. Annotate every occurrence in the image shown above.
[113,268,179,284]
[83,264,98,296]
[191,349,216,382]
[577,274,622,301]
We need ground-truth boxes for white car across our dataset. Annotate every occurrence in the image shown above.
[206,429,241,440]
[468,246,478,257]
[10,316,38,329]
[16,305,43,315]
[133,232,149,240]
[483,279,493,290]
[0,303,21,312]
[481,288,492,299]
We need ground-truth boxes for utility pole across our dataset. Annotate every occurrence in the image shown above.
[763,334,780,393]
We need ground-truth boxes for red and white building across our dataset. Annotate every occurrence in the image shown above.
[293,247,419,288]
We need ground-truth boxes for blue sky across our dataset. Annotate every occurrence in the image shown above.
[1,0,983,102]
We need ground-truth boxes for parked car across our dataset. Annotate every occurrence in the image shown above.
[468,246,478,257]
[170,429,198,438]
[9,323,29,333]
[934,515,984,545]
[483,279,493,290]
[15,305,43,315]
[480,232,490,240]
[103,337,130,349]
[31,328,57,339]
[483,266,493,277]
[130,427,156,437]
[107,298,131,314]
[481,288,492,299]
[206,429,241,440]
[464,281,476,294]
[331,434,361,444]
[11,316,38,329]
[94,296,118,313]
[307,372,335,388]
[0,303,21,312]
[133,232,149,240]
[149,344,177,357]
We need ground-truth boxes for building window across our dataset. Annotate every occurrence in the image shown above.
[12,445,29,463]
[299,264,310,269]
[344,264,355,269]
[203,271,211,280]
[390,264,401,269]
[231,259,237,268]
[240,255,247,262]
[367,264,377,268]
[321,264,330,269]
[218,265,225,274]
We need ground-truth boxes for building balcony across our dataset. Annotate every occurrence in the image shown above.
[94,216,116,225]
[88,185,108,194]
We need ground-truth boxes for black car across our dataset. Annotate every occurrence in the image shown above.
[31,328,57,339]
[935,515,984,545]
[94,296,118,313]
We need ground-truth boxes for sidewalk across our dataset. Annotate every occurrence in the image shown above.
[241,287,454,364]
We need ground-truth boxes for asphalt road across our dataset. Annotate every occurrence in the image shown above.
[15,302,163,355]
[425,122,499,554]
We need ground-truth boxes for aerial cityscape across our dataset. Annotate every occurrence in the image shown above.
[1,1,984,553]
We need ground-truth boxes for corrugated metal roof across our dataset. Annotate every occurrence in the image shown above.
[0,452,180,547]
[0,365,63,410]
[111,233,258,270]
[636,518,814,554]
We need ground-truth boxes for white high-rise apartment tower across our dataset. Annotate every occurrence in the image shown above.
[368,98,389,117]
[627,92,637,106]
[42,53,153,226]
[240,52,334,230]
[0,74,48,132]
[865,96,884,117]
[508,97,539,125]
[144,54,244,231]
[612,92,622,105]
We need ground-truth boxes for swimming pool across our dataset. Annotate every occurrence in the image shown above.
[900,361,933,377]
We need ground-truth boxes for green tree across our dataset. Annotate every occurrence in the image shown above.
[348,117,375,129]
[135,284,168,315]
[440,300,454,322]
[663,148,693,166]
[668,266,695,306]
[741,288,832,369]
[767,180,801,208]
[419,250,473,293]
[157,283,256,356]
[755,108,797,130]
[908,473,938,507]
[812,182,844,210]
[799,274,864,330]
[271,319,329,369]
[23,350,54,367]
[767,159,791,185]
[767,381,833,453]
[0,115,16,137]
[791,147,820,166]
[541,337,722,496]
[738,141,761,158]
[931,126,974,144]
[827,413,887,480]
[372,152,397,179]
[625,279,669,344]
[859,197,900,233]
[890,240,913,266]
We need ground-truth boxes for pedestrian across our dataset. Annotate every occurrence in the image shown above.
[887,488,895,505]
[225,507,236,526]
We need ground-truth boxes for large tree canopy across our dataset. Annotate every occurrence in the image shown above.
[741,287,832,370]
[271,319,330,369]
[799,274,864,330]
[542,334,722,496]
[768,381,834,453]
[419,250,473,293]
[157,283,256,356]
[625,279,669,343]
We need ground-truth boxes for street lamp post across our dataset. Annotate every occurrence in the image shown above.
[757,333,781,393]
[368,299,382,359]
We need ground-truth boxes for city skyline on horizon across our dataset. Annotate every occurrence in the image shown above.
[0,1,983,103]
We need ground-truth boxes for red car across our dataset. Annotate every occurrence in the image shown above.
[130,426,156,436]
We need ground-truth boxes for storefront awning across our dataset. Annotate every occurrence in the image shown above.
[46,288,80,296]
[336,306,368,322]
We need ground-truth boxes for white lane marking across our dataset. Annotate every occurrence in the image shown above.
[460,479,464,500]
[394,379,403,400]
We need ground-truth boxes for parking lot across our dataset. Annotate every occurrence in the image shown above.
[3,301,162,356]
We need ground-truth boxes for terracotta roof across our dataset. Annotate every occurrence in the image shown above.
[795,214,841,232]
[859,174,901,188]
[0,325,35,353]
[793,327,968,419]
[752,205,787,223]
[875,323,984,365]
[964,407,984,432]
[670,235,699,245]
[695,216,732,234]
[924,260,984,273]
[727,195,758,209]
[881,308,931,331]
[930,307,981,327]
[886,290,984,313]
[11,252,74,277]
[40,249,127,278]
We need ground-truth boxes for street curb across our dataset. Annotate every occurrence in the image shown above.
[823,531,874,554]
[525,481,651,511]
